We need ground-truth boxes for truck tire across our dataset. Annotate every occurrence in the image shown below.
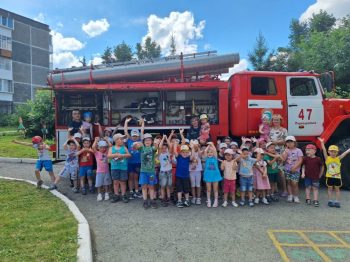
[336,137,350,189]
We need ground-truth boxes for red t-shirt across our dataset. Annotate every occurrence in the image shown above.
[303,156,323,180]
[79,151,94,166]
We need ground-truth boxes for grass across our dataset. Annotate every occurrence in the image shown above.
[0,126,17,132]
[0,180,78,262]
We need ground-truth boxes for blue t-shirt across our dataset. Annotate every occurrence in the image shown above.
[111,146,128,171]
[238,157,257,177]
[176,155,190,178]
[127,138,141,164]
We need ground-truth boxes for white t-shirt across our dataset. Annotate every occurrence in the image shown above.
[190,151,202,172]
[159,152,172,172]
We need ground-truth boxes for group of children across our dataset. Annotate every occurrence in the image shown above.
[30,113,350,210]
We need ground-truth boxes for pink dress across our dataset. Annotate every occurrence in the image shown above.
[260,123,270,141]
[199,122,210,141]
[253,160,271,190]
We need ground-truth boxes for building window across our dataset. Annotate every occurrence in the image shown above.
[0,57,11,70]
[251,77,277,95]
[0,35,12,51]
[0,16,14,29]
[0,79,13,93]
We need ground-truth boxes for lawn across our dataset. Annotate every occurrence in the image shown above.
[0,180,78,262]
[0,126,17,132]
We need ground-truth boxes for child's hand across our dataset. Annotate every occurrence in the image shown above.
[179,129,184,134]
[241,136,246,142]
[125,117,132,124]
[301,173,305,179]
[139,118,145,125]
[291,166,297,173]
[317,137,324,144]
[68,127,73,132]
[95,137,100,142]
[251,137,257,143]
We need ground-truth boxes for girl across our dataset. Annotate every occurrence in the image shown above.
[108,133,131,203]
[253,148,270,205]
[203,142,222,208]
[282,136,303,203]
[259,115,271,141]
[199,114,210,142]
[189,139,202,205]
[77,137,95,195]
[220,149,238,207]
[158,134,173,207]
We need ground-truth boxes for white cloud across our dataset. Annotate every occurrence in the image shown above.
[89,54,103,65]
[300,0,350,21]
[219,59,248,81]
[52,52,81,69]
[34,12,45,23]
[57,22,64,28]
[82,18,110,37]
[142,11,206,55]
[203,44,211,51]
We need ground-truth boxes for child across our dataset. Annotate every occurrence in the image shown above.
[203,142,222,208]
[77,137,94,195]
[92,138,112,201]
[199,114,210,142]
[108,133,131,203]
[220,149,238,207]
[81,112,93,138]
[50,137,81,192]
[253,148,270,205]
[259,115,271,141]
[124,118,144,199]
[264,142,280,202]
[282,136,303,203]
[301,144,324,207]
[189,139,202,205]
[318,137,350,208]
[133,133,158,209]
[236,147,256,207]
[173,144,192,208]
[158,134,173,207]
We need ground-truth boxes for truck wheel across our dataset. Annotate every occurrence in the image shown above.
[336,137,350,189]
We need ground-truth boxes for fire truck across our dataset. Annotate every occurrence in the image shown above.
[48,51,350,187]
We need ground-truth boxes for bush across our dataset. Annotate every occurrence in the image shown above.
[0,113,18,127]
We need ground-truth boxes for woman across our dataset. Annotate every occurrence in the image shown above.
[186,116,201,140]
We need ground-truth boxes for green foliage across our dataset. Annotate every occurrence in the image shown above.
[101,46,115,64]
[113,41,133,62]
[136,36,161,60]
[248,32,272,71]
[0,113,17,127]
[16,90,55,138]
[289,19,309,50]
[309,10,336,32]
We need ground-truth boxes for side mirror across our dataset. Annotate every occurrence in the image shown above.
[320,72,334,92]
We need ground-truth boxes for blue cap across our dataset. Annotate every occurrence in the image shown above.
[130,128,140,136]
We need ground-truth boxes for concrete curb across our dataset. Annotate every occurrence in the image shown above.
[0,157,37,164]
[0,176,93,262]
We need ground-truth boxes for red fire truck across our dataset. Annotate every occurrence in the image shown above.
[48,51,350,186]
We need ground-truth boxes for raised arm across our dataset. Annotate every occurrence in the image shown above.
[92,137,99,153]
[179,129,185,144]
[124,118,132,138]
[340,148,350,160]
[95,122,103,137]
[208,142,217,157]
[159,134,167,149]
[140,118,145,138]
[72,137,81,150]
[317,137,328,160]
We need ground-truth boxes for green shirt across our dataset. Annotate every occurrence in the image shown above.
[264,155,279,174]
[139,146,156,173]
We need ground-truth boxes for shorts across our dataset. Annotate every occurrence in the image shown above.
[59,165,78,180]
[268,172,279,184]
[326,177,342,188]
[190,171,202,187]
[79,166,93,177]
[176,177,191,194]
[35,160,53,172]
[223,179,236,193]
[95,172,112,187]
[240,176,253,192]
[128,163,141,174]
[111,169,128,181]
[304,177,320,188]
[139,172,158,186]
[159,170,172,187]
[284,170,300,183]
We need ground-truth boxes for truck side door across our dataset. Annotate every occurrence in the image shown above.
[286,76,324,136]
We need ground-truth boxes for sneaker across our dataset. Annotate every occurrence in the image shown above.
[306,199,311,205]
[70,179,74,188]
[129,191,135,200]
[151,200,158,209]
[334,202,341,208]
[111,194,120,203]
[161,199,168,207]
[97,193,103,202]
[191,197,196,205]
[89,187,95,194]
[49,184,57,190]
[266,195,272,203]
[196,198,201,205]
[143,200,150,209]
[328,200,335,207]
[82,188,87,195]
[72,187,79,193]
[104,193,110,201]
[207,199,212,208]
[212,199,218,208]
[222,201,228,207]
[183,200,190,207]
[287,195,293,203]
[313,200,319,207]
[254,197,260,204]
[249,201,254,207]
[272,195,279,202]
[293,196,300,203]
[262,198,269,205]
[232,201,238,208]
[36,180,43,188]
[176,201,184,208]
[239,200,245,206]
[122,194,129,203]
[135,191,143,198]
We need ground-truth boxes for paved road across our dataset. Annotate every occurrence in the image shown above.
[1,162,350,262]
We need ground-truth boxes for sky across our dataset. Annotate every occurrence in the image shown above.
[2,0,350,75]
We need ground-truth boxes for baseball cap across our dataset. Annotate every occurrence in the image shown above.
[190,139,199,145]
[328,145,339,151]
[73,133,82,139]
[82,137,91,141]
[104,127,113,133]
[130,128,140,137]
[230,141,238,147]
[184,139,190,144]
[199,114,208,120]
[98,140,108,147]
[113,133,126,140]
[224,148,234,155]
[180,145,190,151]
[244,138,252,143]
[219,143,228,149]
[254,148,265,154]
[305,144,317,150]
[266,142,274,149]
[32,136,42,144]
[285,136,296,142]
[241,146,249,151]
[143,133,153,140]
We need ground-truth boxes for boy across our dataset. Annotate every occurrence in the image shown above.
[318,137,350,208]
[77,137,95,195]
[264,142,281,202]
[158,134,173,207]
[68,110,82,136]
[301,144,324,207]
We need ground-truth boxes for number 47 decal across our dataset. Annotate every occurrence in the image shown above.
[298,108,312,120]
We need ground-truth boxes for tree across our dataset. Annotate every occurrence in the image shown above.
[269,47,290,72]
[309,10,336,32]
[169,34,176,56]
[289,19,309,50]
[101,46,115,64]
[113,41,133,62]
[248,32,272,71]
[136,37,161,60]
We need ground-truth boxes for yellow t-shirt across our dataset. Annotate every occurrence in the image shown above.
[325,156,341,179]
